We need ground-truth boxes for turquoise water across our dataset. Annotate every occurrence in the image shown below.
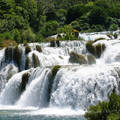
[0,110,86,120]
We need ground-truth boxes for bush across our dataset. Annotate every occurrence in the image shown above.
[85,93,120,120]
[69,52,87,64]
[1,40,17,48]
[89,7,107,25]
[21,27,36,42]
[36,45,42,52]
[109,24,119,31]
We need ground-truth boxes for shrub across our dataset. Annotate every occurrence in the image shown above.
[85,93,120,120]
[25,45,31,54]
[21,27,36,42]
[32,53,40,68]
[89,7,107,25]
[69,52,87,64]
[36,45,42,52]
[109,24,118,31]
[1,40,17,48]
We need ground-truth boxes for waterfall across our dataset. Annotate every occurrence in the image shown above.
[0,32,120,111]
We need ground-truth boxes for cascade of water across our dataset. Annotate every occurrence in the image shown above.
[0,32,120,111]
[0,71,27,105]
[16,68,51,108]
[50,65,120,109]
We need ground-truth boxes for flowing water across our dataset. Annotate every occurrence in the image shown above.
[0,31,120,120]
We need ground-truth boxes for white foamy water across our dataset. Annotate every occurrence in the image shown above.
[0,31,120,113]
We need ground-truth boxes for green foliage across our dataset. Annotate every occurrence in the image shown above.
[40,20,59,37]
[21,27,36,43]
[1,0,120,44]
[109,24,119,31]
[89,7,107,25]
[85,93,120,120]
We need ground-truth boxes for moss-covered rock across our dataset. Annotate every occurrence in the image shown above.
[86,41,95,55]
[87,54,96,64]
[86,41,106,58]
[47,65,61,102]
[25,45,31,54]
[13,46,22,70]
[69,52,87,64]
[32,53,40,68]
[72,29,79,38]
[95,43,106,58]
[20,72,29,93]
[5,47,13,63]
[94,37,105,43]
[25,56,31,70]
[57,34,62,40]
[107,33,113,39]
[113,33,118,39]
[51,65,61,77]
[56,40,60,47]
[36,45,42,52]
[45,37,56,47]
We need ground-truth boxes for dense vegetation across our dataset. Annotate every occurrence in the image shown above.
[0,0,120,47]
[85,92,120,120]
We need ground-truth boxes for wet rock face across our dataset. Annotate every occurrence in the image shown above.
[20,72,30,93]
[32,53,40,68]
[69,52,87,64]
[86,41,106,58]
[5,47,13,63]
[36,45,42,52]
[25,45,31,54]
[87,54,96,65]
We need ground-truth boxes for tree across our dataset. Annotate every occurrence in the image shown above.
[89,7,107,25]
